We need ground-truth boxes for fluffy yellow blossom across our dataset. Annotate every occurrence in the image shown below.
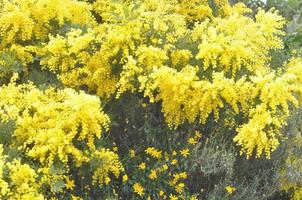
[92,148,123,186]
[104,177,111,185]
[144,56,302,158]
[0,149,44,199]
[0,1,301,199]
[0,79,124,192]
[194,9,284,74]
[0,0,297,162]
[292,187,302,200]
[137,45,168,68]
[233,67,301,158]
[7,159,44,200]
[0,81,110,167]
[177,0,212,22]
[0,145,9,197]
[0,0,95,48]
[171,49,192,66]
[2,0,293,160]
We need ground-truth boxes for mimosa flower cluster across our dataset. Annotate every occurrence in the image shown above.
[0,0,301,199]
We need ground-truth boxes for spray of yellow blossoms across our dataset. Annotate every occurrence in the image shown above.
[0,0,302,198]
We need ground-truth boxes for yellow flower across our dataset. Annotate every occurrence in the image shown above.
[145,147,162,159]
[159,190,164,196]
[162,164,168,171]
[129,149,135,157]
[138,162,146,170]
[149,169,157,180]
[175,182,185,194]
[65,177,75,190]
[171,172,188,186]
[179,172,188,179]
[194,131,202,139]
[71,195,83,200]
[171,159,178,165]
[180,148,190,157]
[190,196,198,200]
[171,49,192,66]
[5,159,43,198]
[172,151,177,156]
[133,182,145,197]
[104,177,111,185]
[225,185,236,194]
[169,194,178,200]
[122,174,128,182]
[188,137,198,145]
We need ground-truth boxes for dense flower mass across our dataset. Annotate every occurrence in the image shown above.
[0,78,110,160]
[0,0,302,199]
[0,76,123,198]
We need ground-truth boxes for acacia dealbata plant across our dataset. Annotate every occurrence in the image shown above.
[0,0,302,199]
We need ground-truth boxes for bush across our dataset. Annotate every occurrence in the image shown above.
[0,0,302,199]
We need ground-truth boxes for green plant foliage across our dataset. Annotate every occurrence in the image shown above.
[0,0,302,200]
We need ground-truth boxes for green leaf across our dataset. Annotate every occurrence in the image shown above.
[51,179,65,192]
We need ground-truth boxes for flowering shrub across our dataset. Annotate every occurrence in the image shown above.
[0,0,302,199]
